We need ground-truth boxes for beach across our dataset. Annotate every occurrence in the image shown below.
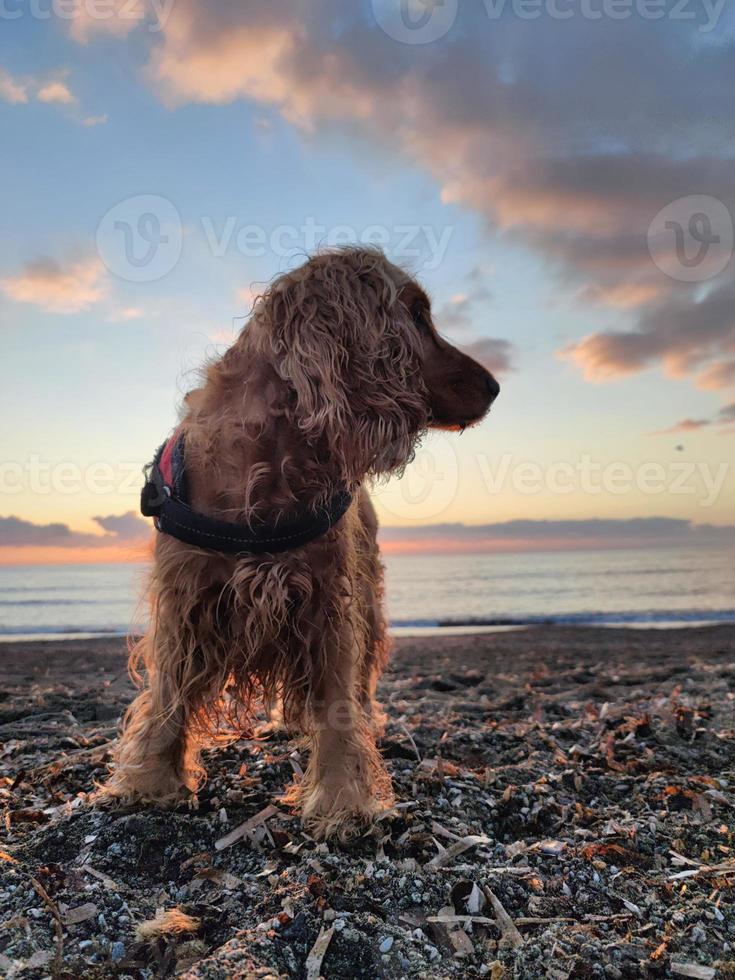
[1,626,734,978]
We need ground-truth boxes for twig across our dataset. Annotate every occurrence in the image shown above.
[215,804,279,851]
[306,924,334,980]
[425,834,491,869]
[30,876,64,975]
[482,885,524,948]
[398,720,422,762]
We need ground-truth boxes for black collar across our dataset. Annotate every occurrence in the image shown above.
[140,434,352,555]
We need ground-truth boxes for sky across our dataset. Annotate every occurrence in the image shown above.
[1,0,734,562]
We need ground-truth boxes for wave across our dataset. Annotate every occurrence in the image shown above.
[0,598,113,607]
[2,609,733,640]
[0,629,131,643]
[392,608,735,628]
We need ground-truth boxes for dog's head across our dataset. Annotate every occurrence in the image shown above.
[251,247,499,483]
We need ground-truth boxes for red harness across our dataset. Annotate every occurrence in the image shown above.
[140,431,352,555]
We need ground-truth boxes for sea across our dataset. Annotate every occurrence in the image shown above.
[0,546,733,641]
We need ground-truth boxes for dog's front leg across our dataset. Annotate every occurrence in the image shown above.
[98,637,202,805]
[297,624,394,841]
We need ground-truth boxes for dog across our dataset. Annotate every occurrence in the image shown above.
[101,247,498,840]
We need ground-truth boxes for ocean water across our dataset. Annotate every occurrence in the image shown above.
[0,546,733,641]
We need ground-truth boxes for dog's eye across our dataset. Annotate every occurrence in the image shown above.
[412,304,431,332]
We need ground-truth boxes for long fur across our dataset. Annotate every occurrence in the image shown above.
[99,247,495,839]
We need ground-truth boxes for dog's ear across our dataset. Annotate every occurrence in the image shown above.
[260,249,429,482]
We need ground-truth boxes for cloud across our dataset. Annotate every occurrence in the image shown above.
[69,2,735,400]
[698,360,735,391]
[235,286,259,307]
[434,270,512,373]
[651,418,712,435]
[4,512,731,554]
[0,511,149,548]
[563,279,735,383]
[437,280,491,335]
[37,80,77,105]
[0,65,103,121]
[1,256,107,314]
[459,338,515,376]
[0,516,96,548]
[0,68,28,104]
[68,0,147,43]
[379,518,735,551]
[92,512,150,540]
[108,306,144,321]
[651,399,735,435]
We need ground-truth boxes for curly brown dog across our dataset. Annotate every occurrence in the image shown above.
[100,247,498,840]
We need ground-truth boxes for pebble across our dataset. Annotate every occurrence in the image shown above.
[379,936,394,953]
[110,942,125,963]
[333,918,345,932]
[691,926,706,944]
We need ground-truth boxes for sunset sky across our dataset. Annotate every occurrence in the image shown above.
[1,0,734,563]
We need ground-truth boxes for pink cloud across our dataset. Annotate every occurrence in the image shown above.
[37,80,76,105]
[0,68,28,104]
[1,256,107,314]
[651,418,712,435]
[66,3,735,396]
[68,0,146,44]
[697,360,735,391]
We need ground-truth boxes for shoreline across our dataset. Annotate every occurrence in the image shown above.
[3,615,735,643]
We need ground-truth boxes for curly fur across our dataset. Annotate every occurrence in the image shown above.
[99,247,497,840]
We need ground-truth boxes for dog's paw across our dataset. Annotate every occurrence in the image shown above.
[93,767,194,809]
[299,783,392,842]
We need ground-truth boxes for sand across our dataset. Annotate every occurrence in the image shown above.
[1,626,734,978]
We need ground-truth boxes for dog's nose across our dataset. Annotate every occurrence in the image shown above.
[486,374,500,403]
